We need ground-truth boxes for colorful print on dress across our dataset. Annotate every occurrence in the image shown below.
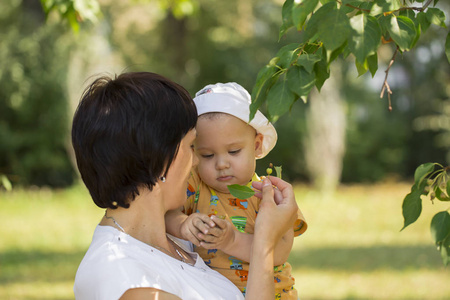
[229,257,243,270]
[210,190,219,206]
[228,197,248,210]
[235,270,248,282]
[230,216,247,232]
[207,249,217,255]
[186,184,195,198]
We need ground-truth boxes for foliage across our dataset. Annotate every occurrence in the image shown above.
[40,0,101,32]
[250,0,449,265]
[0,1,75,187]
[401,163,450,265]
[39,0,197,32]
[249,0,449,121]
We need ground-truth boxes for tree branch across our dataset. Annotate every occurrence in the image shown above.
[420,0,433,12]
[380,47,399,111]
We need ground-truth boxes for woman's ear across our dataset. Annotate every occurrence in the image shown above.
[254,133,264,158]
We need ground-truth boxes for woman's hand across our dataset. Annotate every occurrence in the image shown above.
[245,176,298,300]
[252,176,298,249]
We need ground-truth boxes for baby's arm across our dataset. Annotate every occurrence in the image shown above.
[198,216,294,266]
[164,208,216,247]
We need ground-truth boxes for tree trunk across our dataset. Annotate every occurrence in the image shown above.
[303,64,346,193]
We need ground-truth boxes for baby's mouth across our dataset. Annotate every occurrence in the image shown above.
[217,175,233,181]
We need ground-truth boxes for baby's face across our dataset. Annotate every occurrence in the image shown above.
[195,113,263,194]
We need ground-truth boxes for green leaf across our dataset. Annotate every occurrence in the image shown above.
[66,9,80,33]
[426,8,446,28]
[326,41,347,65]
[266,74,297,121]
[348,14,382,64]
[430,211,450,244]
[313,57,330,91]
[297,53,321,73]
[417,12,431,32]
[367,53,378,77]
[447,179,450,197]
[250,65,278,121]
[382,15,417,51]
[411,17,421,50]
[274,166,282,179]
[399,7,415,19]
[370,0,401,16]
[305,2,332,40]
[441,235,450,266]
[435,185,450,201]
[401,180,427,230]
[445,31,450,64]
[315,2,352,51]
[355,59,368,77]
[292,0,319,31]
[287,65,316,98]
[279,0,295,39]
[227,184,255,199]
[414,162,435,184]
[276,44,301,69]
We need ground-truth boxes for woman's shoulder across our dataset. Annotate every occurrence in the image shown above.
[74,226,244,300]
[74,226,172,299]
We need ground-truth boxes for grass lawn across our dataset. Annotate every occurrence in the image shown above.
[290,182,450,300]
[0,182,449,299]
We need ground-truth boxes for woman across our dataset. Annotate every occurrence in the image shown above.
[72,72,298,299]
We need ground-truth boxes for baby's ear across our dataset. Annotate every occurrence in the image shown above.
[254,133,264,157]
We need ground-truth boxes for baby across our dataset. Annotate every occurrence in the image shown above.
[169,83,307,299]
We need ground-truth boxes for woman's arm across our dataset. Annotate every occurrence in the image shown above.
[120,288,181,300]
[245,177,298,300]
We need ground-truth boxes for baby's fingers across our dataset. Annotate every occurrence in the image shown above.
[192,214,216,234]
[197,232,220,243]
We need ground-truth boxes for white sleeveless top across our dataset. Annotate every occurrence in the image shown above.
[74,225,244,300]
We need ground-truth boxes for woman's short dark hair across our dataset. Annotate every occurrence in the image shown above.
[72,72,197,209]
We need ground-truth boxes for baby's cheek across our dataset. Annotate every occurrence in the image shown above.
[197,164,212,181]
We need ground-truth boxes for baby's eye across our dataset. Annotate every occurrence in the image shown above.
[229,149,241,155]
[201,154,214,158]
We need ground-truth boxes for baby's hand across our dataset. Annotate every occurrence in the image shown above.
[180,213,216,247]
[198,215,236,251]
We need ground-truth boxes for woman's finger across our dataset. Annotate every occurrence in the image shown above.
[253,176,293,205]
[260,178,275,206]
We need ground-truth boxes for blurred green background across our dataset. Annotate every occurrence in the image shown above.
[0,0,449,299]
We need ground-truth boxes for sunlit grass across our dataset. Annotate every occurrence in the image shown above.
[0,183,103,300]
[1,182,449,299]
[290,182,450,299]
